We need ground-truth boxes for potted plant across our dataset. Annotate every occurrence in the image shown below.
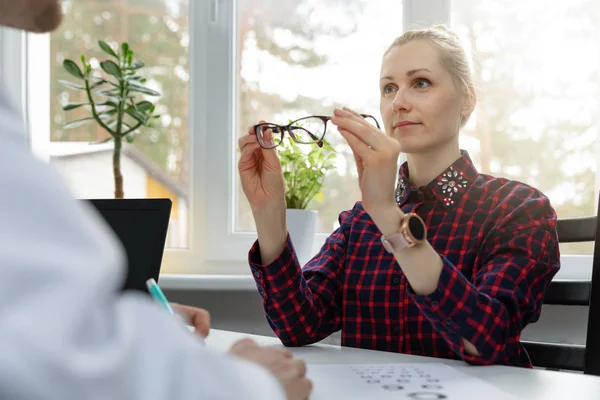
[278,137,336,265]
[60,40,161,199]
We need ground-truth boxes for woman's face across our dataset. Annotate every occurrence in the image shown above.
[379,40,472,154]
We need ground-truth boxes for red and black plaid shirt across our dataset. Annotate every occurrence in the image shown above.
[249,151,560,367]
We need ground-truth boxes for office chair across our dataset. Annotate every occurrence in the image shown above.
[521,214,600,375]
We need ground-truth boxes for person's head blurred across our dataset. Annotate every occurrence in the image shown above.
[0,0,62,33]
[379,25,476,155]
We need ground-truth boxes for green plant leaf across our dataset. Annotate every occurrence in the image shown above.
[128,60,144,70]
[127,85,160,96]
[121,42,130,57]
[96,89,120,98]
[123,74,142,83]
[59,80,85,90]
[91,76,119,87]
[100,60,121,78]
[63,59,84,79]
[89,80,105,90]
[125,133,137,143]
[63,117,94,129]
[135,101,153,112]
[125,108,148,124]
[62,102,89,111]
[97,100,119,108]
[98,40,119,59]
[99,40,118,58]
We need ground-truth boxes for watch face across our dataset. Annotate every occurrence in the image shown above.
[408,215,426,241]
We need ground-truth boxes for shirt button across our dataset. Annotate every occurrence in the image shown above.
[258,287,264,295]
[393,277,400,284]
[431,301,439,307]
[446,318,452,325]
[254,271,261,278]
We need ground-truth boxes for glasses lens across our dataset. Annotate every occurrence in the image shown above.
[288,117,326,144]
[256,124,282,148]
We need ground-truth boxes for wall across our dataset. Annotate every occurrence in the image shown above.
[163,288,589,347]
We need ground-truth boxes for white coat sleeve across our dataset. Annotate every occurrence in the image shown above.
[0,96,285,400]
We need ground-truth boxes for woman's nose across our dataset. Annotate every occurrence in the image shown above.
[391,90,411,113]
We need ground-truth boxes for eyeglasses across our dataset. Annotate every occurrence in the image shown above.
[253,114,381,149]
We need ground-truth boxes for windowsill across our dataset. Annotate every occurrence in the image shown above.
[159,254,594,291]
[158,274,257,291]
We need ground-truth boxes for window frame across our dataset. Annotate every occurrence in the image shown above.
[0,0,595,278]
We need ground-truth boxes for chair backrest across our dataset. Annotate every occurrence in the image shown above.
[543,217,596,305]
[522,212,599,375]
[586,214,600,375]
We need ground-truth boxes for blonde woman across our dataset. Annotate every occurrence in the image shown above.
[238,25,560,367]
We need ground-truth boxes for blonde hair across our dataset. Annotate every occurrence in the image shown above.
[385,24,475,128]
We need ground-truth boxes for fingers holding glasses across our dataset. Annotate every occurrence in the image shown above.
[332,108,382,150]
[238,134,259,153]
[244,120,277,149]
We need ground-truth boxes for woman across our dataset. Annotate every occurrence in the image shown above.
[237,25,560,367]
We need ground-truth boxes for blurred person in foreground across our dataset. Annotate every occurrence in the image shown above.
[0,1,311,399]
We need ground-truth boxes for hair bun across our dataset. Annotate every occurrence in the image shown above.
[433,24,460,38]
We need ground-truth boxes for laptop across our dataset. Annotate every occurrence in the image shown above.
[84,198,172,294]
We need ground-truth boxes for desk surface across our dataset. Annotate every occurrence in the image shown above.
[206,329,600,400]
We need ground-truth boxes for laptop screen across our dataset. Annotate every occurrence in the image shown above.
[85,199,172,294]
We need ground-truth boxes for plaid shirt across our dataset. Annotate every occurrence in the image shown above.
[248,151,560,367]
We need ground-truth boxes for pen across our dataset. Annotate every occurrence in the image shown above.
[146,278,175,314]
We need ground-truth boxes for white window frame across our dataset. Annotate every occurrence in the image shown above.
[0,0,595,279]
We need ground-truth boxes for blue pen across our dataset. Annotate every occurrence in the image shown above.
[146,278,175,314]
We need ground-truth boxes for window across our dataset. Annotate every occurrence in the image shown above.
[9,0,594,273]
[451,0,600,254]
[233,0,404,234]
[205,0,408,261]
[47,0,190,248]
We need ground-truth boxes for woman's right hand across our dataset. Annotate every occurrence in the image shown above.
[237,122,286,215]
[238,123,288,264]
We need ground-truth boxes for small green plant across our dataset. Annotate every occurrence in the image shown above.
[60,40,161,198]
[279,137,336,210]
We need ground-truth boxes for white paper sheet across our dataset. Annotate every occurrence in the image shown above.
[306,363,517,400]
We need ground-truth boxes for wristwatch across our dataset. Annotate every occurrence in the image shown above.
[381,213,427,253]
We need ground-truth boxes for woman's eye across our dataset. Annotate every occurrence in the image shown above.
[415,79,431,89]
[383,84,396,94]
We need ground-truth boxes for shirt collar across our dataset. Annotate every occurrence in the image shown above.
[395,150,479,209]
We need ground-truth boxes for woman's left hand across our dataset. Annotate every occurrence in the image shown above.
[170,303,211,338]
[331,107,402,222]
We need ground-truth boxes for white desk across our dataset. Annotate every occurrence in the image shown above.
[206,329,600,400]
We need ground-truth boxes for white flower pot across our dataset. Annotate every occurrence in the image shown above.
[286,209,317,266]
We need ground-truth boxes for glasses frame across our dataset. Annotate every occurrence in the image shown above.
[253,114,381,149]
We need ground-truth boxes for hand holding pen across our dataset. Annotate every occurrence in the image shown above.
[146,278,209,341]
